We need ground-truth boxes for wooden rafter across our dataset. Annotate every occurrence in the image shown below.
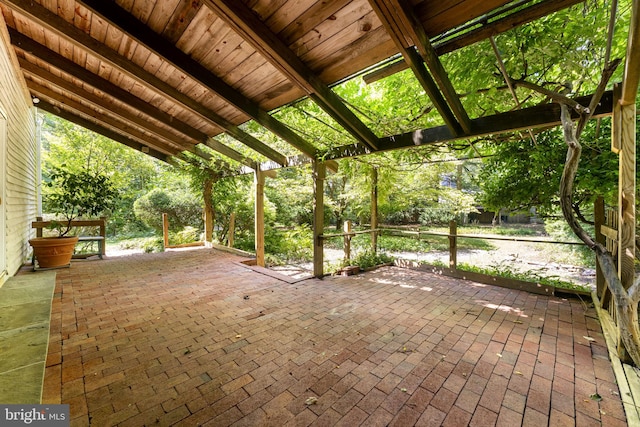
[21,60,192,154]
[369,0,465,136]
[364,0,585,84]
[76,0,318,159]
[9,30,205,145]
[326,90,614,159]
[391,0,471,133]
[36,100,169,162]
[0,0,284,167]
[203,0,380,151]
[28,81,183,158]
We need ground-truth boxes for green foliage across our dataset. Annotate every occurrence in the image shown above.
[43,166,117,236]
[456,262,590,293]
[265,167,313,226]
[133,189,203,233]
[41,112,163,235]
[264,225,313,265]
[343,250,394,270]
[477,123,620,215]
[167,227,201,245]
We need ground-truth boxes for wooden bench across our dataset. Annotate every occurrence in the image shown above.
[32,217,106,260]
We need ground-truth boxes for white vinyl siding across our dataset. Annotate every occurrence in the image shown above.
[0,16,38,277]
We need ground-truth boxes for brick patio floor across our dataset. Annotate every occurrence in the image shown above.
[41,247,628,426]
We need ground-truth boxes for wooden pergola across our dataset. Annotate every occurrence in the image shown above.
[0,0,637,277]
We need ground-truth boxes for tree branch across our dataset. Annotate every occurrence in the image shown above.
[510,78,590,115]
[559,104,597,248]
[576,58,622,136]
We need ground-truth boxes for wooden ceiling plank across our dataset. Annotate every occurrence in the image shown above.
[162,0,203,44]
[369,0,462,136]
[76,0,318,158]
[145,0,182,34]
[175,7,221,56]
[392,0,471,134]
[1,0,287,165]
[204,0,380,151]
[325,90,615,160]
[36,100,172,162]
[279,0,351,43]
[289,3,376,59]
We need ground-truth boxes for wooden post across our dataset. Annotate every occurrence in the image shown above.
[203,178,214,245]
[313,161,326,278]
[371,167,378,253]
[99,216,106,255]
[36,216,43,237]
[614,84,636,289]
[449,220,457,269]
[343,220,352,262]
[162,213,169,249]
[594,196,605,297]
[228,212,235,248]
[254,168,265,267]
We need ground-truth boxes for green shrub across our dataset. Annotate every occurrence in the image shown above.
[169,226,201,245]
[346,249,394,270]
[134,189,203,233]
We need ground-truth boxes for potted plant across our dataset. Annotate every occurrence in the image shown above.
[29,166,117,268]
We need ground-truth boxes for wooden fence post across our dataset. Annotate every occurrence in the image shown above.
[371,167,378,253]
[162,213,169,249]
[313,161,326,277]
[228,212,235,248]
[254,168,265,267]
[449,220,457,269]
[344,220,352,262]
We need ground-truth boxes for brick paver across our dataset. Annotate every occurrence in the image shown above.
[42,247,628,426]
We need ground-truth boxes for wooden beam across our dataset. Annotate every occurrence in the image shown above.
[76,0,318,158]
[363,0,584,84]
[313,161,326,278]
[621,0,640,105]
[36,100,169,162]
[615,86,636,289]
[391,0,472,134]
[369,0,463,136]
[0,0,288,166]
[254,168,265,267]
[324,90,614,160]
[203,0,380,151]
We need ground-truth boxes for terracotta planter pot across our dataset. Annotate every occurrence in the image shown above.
[29,236,79,269]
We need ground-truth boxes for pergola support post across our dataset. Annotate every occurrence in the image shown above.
[613,84,636,289]
[371,167,378,253]
[254,167,265,267]
[203,177,214,246]
[313,160,326,278]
